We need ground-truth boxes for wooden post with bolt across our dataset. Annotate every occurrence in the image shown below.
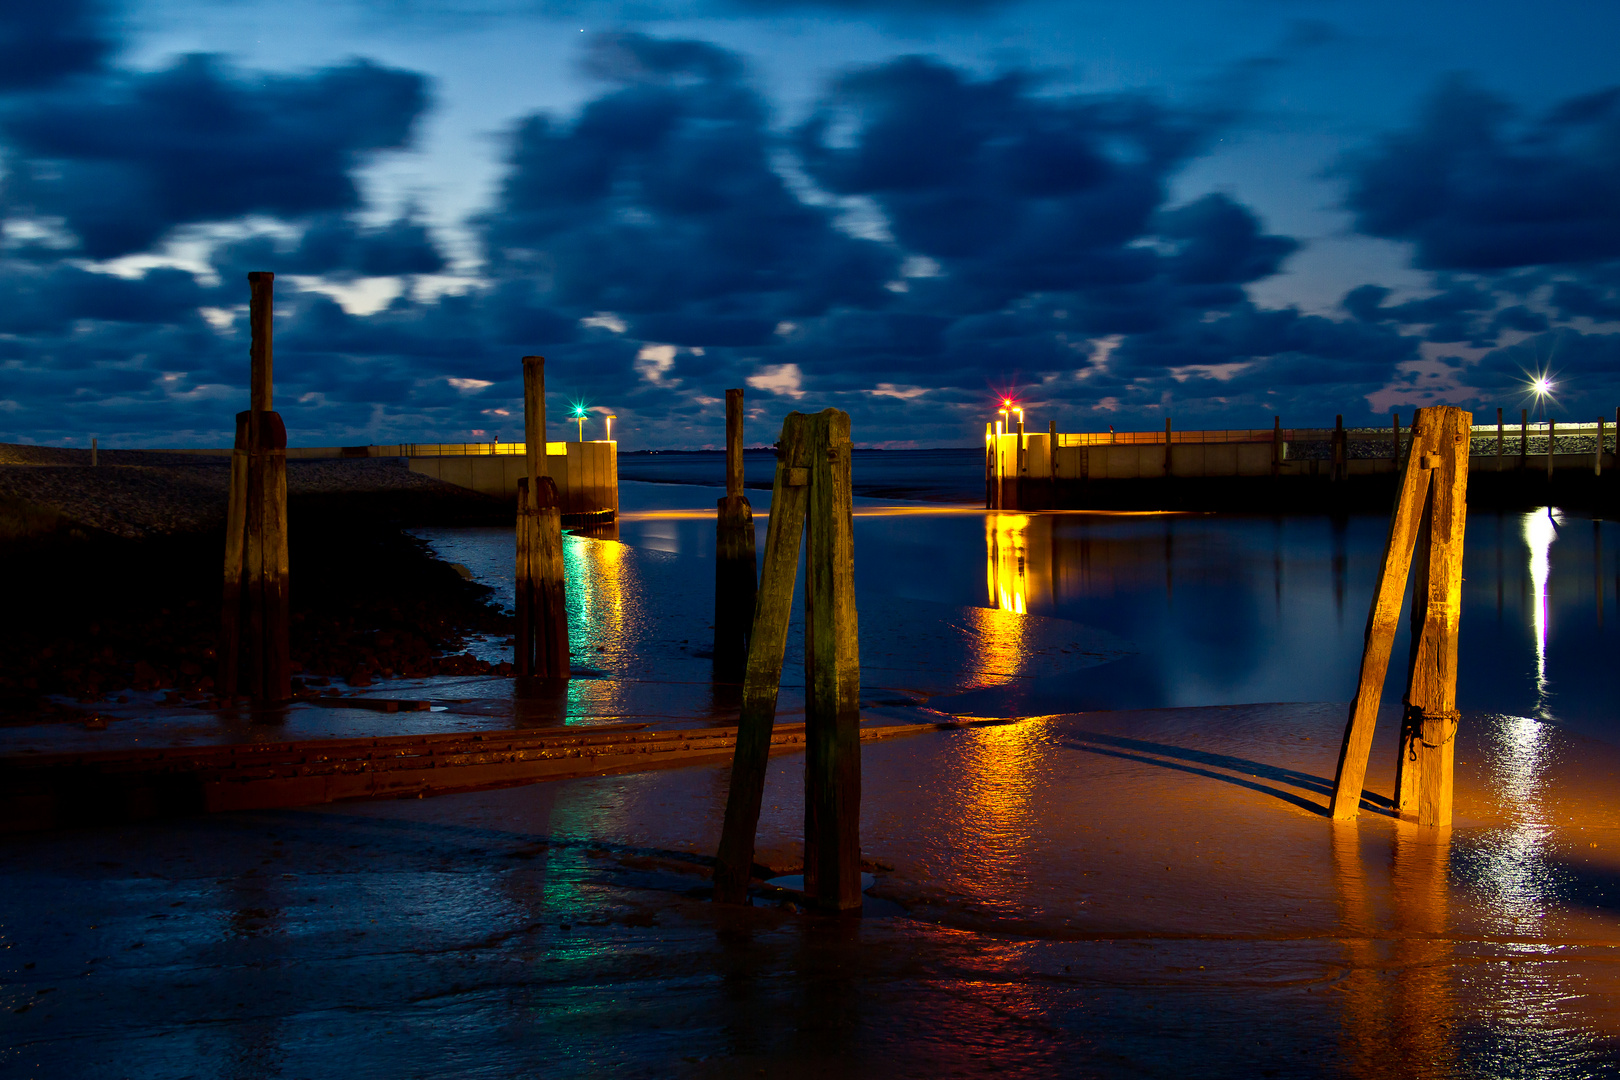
[715,409,862,912]
[218,271,290,703]
[714,389,757,681]
[1330,405,1471,826]
[516,356,569,679]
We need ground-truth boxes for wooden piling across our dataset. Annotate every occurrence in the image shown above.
[1395,407,1470,827]
[803,410,862,912]
[219,273,291,703]
[1331,406,1472,824]
[715,414,810,904]
[516,356,568,679]
[714,389,757,680]
[90,438,97,467]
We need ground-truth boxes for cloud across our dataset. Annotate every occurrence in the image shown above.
[746,362,804,398]
[0,0,112,92]
[1,54,429,258]
[1340,76,1620,271]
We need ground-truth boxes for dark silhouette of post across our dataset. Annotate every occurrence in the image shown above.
[218,272,290,703]
[714,389,756,680]
[1332,414,1346,483]
[715,409,862,912]
[516,356,568,679]
[1331,405,1471,826]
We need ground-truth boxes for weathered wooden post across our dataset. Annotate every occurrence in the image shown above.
[714,389,757,681]
[218,271,290,703]
[1330,405,1471,826]
[715,409,862,912]
[90,438,97,467]
[515,356,569,679]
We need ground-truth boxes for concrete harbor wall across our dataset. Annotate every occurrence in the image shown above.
[989,429,1620,512]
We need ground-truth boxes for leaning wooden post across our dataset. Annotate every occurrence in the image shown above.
[714,389,757,680]
[1331,406,1471,824]
[714,414,811,904]
[802,409,862,912]
[1395,407,1471,827]
[1329,408,1441,818]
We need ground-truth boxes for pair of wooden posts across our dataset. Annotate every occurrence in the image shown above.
[219,272,291,702]
[715,405,863,912]
[1331,405,1471,827]
[514,356,569,678]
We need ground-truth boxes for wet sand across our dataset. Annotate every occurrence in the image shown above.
[4,701,1620,1077]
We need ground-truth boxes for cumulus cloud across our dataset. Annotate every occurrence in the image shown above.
[13,31,1617,450]
[0,54,429,258]
[1340,76,1620,271]
[0,0,112,91]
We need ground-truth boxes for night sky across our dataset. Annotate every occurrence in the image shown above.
[2,0,1618,449]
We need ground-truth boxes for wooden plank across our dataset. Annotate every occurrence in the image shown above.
[259,411,291,702]
[514,478,534,676]
[1396,407,1471,827]
[218,411,250,697]
[714,412,809,903]
[1329,409,1441,819]
[803,409,862,912]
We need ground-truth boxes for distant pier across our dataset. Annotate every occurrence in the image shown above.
[988,415,1619,512]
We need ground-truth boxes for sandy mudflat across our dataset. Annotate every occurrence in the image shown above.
[3,699,1618,1077]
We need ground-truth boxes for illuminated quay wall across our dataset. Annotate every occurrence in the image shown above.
[986,423,1620,513]
[144,440,620,520]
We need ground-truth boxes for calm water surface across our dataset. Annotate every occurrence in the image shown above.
[419,451,1618,742]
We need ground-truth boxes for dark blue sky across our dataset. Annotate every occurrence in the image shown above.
[2,0,1618,449]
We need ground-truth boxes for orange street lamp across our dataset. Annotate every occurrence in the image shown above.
[605,414,617,442]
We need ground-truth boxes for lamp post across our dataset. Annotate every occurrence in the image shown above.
[605,414,616,442]
[572,405,587,442]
